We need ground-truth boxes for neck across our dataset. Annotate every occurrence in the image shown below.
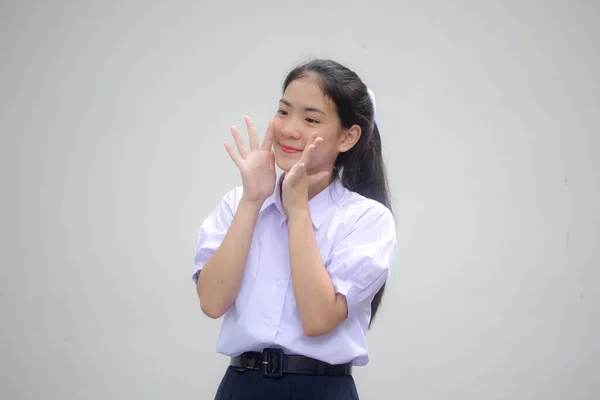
[278,171,334,203]
[308,175,332,200]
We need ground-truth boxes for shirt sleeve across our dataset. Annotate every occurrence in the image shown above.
[325,206,397,318]
[192,188,239,284]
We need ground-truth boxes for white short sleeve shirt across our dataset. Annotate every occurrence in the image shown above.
[193,175,396,366]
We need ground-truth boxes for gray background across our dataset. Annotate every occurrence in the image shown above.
[1,1,599,399]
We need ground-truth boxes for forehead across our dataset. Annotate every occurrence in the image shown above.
[283,77,336,112]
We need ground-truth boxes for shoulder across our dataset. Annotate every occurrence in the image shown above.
[218,186,244,210]
[333,188,396,236]
[199,186,244,225]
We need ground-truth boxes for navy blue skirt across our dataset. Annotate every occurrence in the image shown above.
[214,365,360,400]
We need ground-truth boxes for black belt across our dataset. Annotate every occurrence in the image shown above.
[230,348,352,378]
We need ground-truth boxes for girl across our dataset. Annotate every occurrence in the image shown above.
[193,59,396,400]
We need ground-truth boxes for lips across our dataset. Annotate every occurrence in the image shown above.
[279,144,301,154]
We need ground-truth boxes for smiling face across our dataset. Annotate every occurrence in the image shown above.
[272,76,361,175]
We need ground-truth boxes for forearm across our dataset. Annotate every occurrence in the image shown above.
[197,197,261,318]
[288,208,344,336]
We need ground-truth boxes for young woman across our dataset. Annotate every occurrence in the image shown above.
[193,59,396,400]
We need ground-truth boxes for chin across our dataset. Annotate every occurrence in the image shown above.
[275,158,293,173]
[274,152,299,172]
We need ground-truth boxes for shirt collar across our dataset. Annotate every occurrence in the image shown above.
[260,173,346,229]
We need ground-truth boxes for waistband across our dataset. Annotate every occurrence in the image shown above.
[230,348,352,378]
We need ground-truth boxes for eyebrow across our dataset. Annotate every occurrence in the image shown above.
[279,98,325,115]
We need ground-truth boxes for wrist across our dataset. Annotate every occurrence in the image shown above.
[239,195,264,215]
[287,205,311,224]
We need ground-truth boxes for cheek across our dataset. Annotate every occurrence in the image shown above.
[305,142,323,159]
[321,135,343,157]
[271,120,284,140]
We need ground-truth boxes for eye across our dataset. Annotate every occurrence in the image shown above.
[305,117,319,124]
[277,109,288,115]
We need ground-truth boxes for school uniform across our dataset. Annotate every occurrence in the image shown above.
[193,174,396,400]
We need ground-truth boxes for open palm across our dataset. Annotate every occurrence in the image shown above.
[224,116,276,204]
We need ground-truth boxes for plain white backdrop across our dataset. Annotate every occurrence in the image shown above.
[1,1,599,399]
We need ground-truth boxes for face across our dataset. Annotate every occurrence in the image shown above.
[272,76,361,174]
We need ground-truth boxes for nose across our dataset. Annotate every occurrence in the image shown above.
[280,120,302,140]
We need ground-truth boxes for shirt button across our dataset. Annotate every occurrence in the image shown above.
[267,320,277,328]
[276,281,283,289]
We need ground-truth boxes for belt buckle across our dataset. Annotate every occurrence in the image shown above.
[261,348,284,379]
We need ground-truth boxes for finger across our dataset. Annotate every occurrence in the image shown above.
[230,125,248,158]
[311,133,322,146]
[224,142,242,167]
[286,162,305,186]
[300,134,323,165]
[299,144,315,167]
[308,131,319,146]
[245,116,260,151]
[261,120,275,151]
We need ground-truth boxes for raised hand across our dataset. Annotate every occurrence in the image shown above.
[224,116,276,204]
[281,133,331,213]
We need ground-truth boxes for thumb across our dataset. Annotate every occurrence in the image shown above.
[307,170,331,186]
[269,150,275,170]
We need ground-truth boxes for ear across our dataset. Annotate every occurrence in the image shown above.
[337,124,362,153]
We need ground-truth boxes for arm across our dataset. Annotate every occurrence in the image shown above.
[195,195,262,319]
[288,205,396,336]
[196,115,276,318]
[287,208,348,336]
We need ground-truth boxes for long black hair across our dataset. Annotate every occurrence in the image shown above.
[282,59,392,327]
